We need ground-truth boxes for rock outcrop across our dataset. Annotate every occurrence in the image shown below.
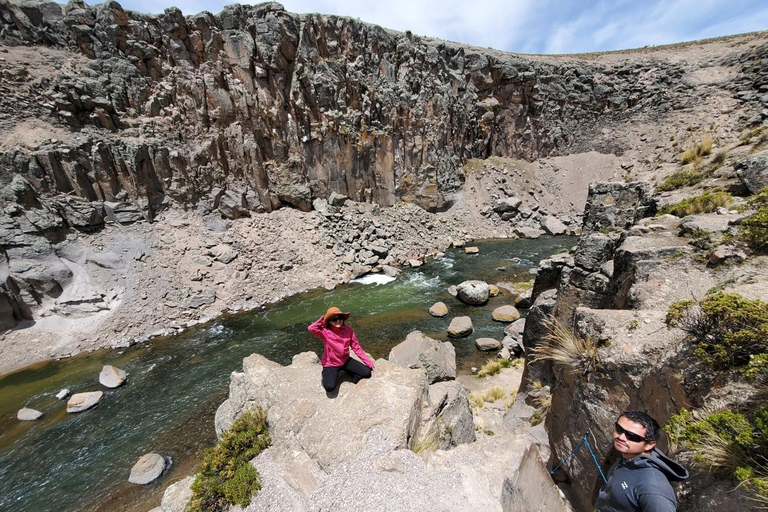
[204,348,568,512]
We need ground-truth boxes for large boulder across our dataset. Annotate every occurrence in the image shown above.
[447,316,473,338]
[456,280,490,305]
[540,216,568,235]
[215,353,433,470]
[388,331,456,383]
[475,338,502,351]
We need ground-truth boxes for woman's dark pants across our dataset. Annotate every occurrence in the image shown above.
[321,358,372,392]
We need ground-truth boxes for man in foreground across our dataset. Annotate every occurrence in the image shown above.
[595,411,689,512]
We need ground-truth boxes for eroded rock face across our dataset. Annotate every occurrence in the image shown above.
[388,330,456,383]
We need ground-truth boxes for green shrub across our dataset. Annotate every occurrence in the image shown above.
[666,292,768,370]
[657,191,732,217]
[188,408,271,512]
[666,407,768,503]
[655,169,706,192]
[738,189,768,252]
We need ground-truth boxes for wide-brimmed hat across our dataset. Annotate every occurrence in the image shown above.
[323,307,351,327]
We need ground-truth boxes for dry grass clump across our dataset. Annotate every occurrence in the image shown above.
[469,386,508,409]
[655,168,706,192]
[412,429,440,454]
[531,394,552,426]
[476,357,512,378]
[681,134,713,164]
[529,317,600,375]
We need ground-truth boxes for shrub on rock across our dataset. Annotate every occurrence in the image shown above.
[188,408,270,511]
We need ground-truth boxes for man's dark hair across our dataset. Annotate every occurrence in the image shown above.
[619,410,661,441]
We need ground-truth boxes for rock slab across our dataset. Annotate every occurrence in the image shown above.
[66,391,103,413]
[388,331,456,383]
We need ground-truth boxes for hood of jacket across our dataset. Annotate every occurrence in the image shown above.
[624,447,689,482]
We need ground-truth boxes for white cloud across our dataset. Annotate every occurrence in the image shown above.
[115,0,768,54]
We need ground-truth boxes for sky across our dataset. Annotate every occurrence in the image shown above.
[115,0,768,54]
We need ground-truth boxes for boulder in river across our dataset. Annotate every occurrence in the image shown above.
[492,305,521,322]
[67,391,103,413]
[55,388,70,400]
[99,365,127,388]
[429,302,449,317]
[456,280,489,305]
[447,316,473,338]
[388,331,456,383]
[475,338,502,351]
[129,452,167,485]
[17,408,42,421]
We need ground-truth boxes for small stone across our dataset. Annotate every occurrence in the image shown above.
[475,337,501,351]
[55,388,70,400]
[464,246,479,254]
[447,316,473,338]
[67,391,103,413]
[129,453,167,485]
[99,365,127,388]
[488,285,500,297]
[17,408,43,421]
[429,302,449,317]
[492,305,521,322]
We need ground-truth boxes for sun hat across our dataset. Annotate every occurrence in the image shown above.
[323,306,351,327]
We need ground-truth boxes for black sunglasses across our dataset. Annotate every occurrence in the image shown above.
[330,316,345,322]
[615,422,646,443]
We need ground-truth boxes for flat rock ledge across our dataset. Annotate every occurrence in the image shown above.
[66,391,103,413]
[99,365,127,388]
[197,351,569,512]
[129,452,167,485]
[17,407,42,421]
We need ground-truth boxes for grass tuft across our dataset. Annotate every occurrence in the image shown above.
[657,190,732,217]
[476,358,512,378]
[529,317,600,375]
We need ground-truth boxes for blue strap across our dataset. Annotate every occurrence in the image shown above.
[550,434,607,484]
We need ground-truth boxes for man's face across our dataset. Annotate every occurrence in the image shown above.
[613,416,656,459]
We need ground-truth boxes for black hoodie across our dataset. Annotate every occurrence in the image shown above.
[594,447,689,512]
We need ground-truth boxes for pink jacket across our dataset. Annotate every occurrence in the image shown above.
[307,316,374,368]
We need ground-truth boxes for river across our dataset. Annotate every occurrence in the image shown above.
[0,236,573,512]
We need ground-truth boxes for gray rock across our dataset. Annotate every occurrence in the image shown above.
[447,316,473,338]
[475,337,501,351]
[55,388,70,400]
[159,475,194,512]
[493,196,522,213]
[428,381,476,448]
[388,331,456,383]
[215,250,238,264]
[381,265,400,277]
[99,365,127,388]
[514,226,542,238]
[735,151,768,194]
[456,280,489,305]
[17,407,43,421]
[67,391,103,413]
[540,215,568,235]
[504,318,526,340]
[183,290,216,309]
[129,453,167,485]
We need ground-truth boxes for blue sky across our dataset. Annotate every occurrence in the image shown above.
[116,0,768,54]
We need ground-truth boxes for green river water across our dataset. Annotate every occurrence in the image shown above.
[0,236,573,512]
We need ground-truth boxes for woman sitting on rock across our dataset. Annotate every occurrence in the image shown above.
[308,307,374,392]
